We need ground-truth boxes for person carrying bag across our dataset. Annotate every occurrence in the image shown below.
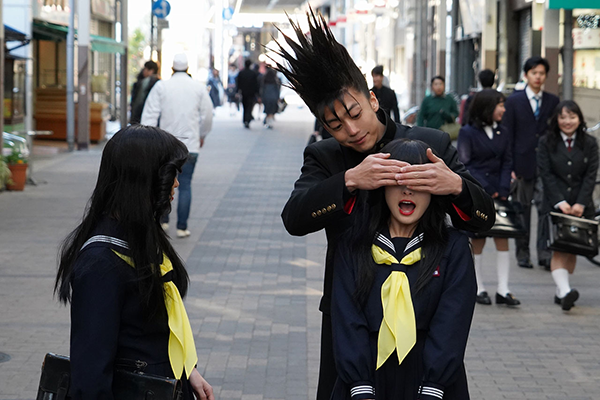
[49,125,214,399]
[538,100,599,311]
[457,89,522,307]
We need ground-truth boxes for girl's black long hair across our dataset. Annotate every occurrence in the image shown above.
[467,89,505,129]
[547,100,587,151]
[339,139,450,306]
[55,125,190,317]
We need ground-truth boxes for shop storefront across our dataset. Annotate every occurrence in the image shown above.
[4,25,29,132]
[31,0,125,141]
[572,10,600,125]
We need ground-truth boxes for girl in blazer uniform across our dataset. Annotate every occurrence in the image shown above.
[538,100,599,311]
[457,89,520,307]
[331,139,476,400]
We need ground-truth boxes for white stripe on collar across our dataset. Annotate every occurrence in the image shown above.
[81,235,130,251]
[376,233,395,253]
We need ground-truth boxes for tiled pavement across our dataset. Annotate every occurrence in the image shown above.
[1,105,600,399]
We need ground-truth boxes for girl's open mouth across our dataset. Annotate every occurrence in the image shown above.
[398,200,416,216]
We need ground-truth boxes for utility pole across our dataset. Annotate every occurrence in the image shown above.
[67,0,76,151]
[77,0,91,149]
[562,9,573,100]
[1,0,4,152]
[119,0,128,128]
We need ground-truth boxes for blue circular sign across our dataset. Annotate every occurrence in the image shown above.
[152,0,171,19]
[223,7,234,21]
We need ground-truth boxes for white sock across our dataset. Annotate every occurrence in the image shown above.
[474,254,486,294]
[551,268,571,298]
[496,251,510,296]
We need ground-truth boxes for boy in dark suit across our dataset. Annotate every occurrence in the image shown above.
[370,65,400,122]
[271,10,495,400]
[502,56,560,270]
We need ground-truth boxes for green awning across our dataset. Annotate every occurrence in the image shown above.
[548,0,599,9]
[32,20,125,54]
[91,35,126,54]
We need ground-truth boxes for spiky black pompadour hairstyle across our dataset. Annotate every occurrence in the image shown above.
[269,8,370,125]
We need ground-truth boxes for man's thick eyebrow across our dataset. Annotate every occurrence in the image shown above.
[325,102,360,124]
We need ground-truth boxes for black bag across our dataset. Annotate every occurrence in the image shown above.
[475,199,527,238]
[36,353,182,400]
[547,212,599,257]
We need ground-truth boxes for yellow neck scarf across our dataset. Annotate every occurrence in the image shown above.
[113,251,198,380]
[371,244,421,370]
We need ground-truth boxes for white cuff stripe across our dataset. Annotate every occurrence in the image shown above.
[420,386,444,399]
[350,385,375,396]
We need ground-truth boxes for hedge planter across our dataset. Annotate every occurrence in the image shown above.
[7,163,28,191]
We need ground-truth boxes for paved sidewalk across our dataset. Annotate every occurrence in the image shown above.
[1,105,600,399]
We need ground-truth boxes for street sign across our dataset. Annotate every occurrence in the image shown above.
[152,0,171,19]
[223,7,234,21]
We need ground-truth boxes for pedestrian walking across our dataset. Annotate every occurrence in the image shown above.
[130,60,160,124]
[330,138,476,400]
[458,89,520,307]
[502,56,560,270]
[236,59,260,128]
[538,100,599,310]
[271,10,494,400]
[371,65,400,122]
[141,53,213,238]
[416,76,459,137]
[461,69,495,126]
[53,125,214,400]
[260,66,281,129]
[226,64,240,116]
[208,68,224,108]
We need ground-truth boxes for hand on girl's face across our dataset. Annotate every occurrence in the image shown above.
[394,148,463,196]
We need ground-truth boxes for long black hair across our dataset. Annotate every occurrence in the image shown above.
[55,125,190,317]
[339,139,449,305]
[467,89,505,128]
[547,100,587,151]
[269,8,370,125]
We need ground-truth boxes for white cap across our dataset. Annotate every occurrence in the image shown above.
[173,53,188,71]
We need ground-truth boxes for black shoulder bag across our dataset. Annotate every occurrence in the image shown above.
[547,211,599,257]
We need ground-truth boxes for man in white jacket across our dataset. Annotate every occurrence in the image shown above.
[141,53,213,238]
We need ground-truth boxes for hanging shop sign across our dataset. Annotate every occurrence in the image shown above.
[573,28,600,50]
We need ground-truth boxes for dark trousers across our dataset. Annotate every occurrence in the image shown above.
[242,95,256,124]
[512,176,551,263]
[316,312,337,400]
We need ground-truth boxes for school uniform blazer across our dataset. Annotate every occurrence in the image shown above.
[281,109,494,314]
[457,124,513,198]
[537,133,599,216]
[502,89,559,180]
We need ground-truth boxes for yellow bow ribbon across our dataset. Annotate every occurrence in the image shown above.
[113,251,198,380]
[371,244,420,370]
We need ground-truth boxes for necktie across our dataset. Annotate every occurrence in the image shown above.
[371,244,420,369]
[114,251,198,380]
[566,138,573,152]
[533,96,540,120]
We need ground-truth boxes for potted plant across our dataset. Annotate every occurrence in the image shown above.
[3,149,28,191]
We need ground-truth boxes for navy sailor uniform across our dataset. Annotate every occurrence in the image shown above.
[330,228,476,400]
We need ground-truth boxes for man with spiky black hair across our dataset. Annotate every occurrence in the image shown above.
[273,10,495,400]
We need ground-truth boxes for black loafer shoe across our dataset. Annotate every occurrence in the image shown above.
[554,295,561,305]
[518,260,533,269]
[561,289,579,311]
[496,292,521,306]
[476,291,492,305]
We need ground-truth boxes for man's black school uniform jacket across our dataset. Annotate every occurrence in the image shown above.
[282,109,493,315]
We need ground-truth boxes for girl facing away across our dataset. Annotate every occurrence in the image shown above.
[331,139,476,400]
